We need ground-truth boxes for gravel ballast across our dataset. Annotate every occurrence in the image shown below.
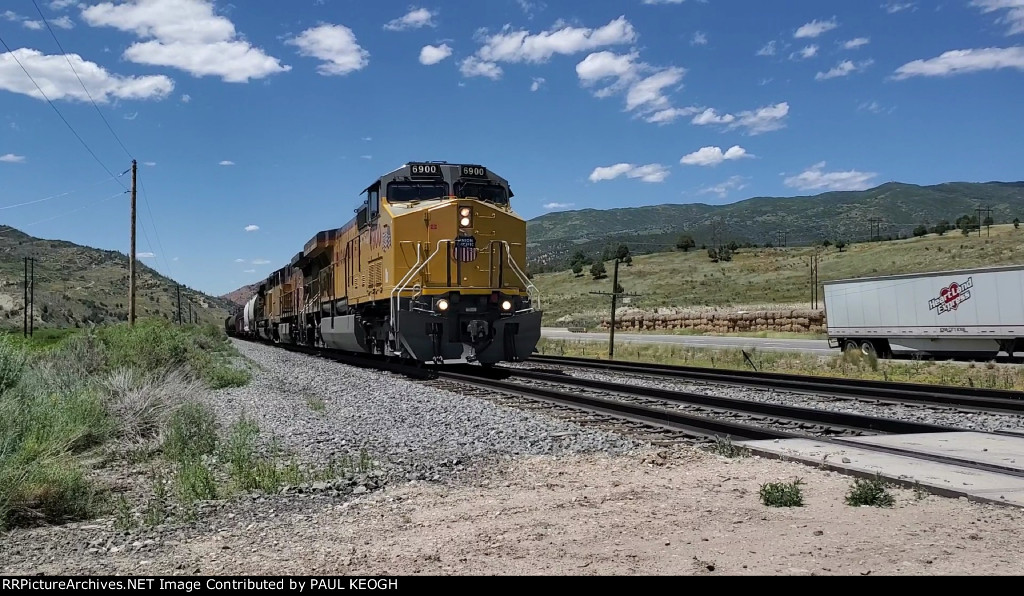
[214,340,637,484]
[507,364,1024,433]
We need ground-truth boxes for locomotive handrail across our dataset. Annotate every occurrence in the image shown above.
[389,239,448,356]
[501,240,540,311]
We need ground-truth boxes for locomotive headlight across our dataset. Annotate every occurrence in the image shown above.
[501,300,513,311]
[459,207,471,217]
[436,299,449,312]
[459,217,471,227]
[459,207,472,228]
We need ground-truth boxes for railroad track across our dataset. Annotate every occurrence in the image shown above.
[523,353,1024,413]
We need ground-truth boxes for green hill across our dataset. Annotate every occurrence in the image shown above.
[0,226,233,330]
[533,223,1024,325]
[526,181,1024,268]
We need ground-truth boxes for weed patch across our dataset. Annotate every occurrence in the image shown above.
[846,476,895,507]
[759,478,805,507]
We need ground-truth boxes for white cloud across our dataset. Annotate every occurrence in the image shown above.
[883,2,917,12]
[892,47,1024,79]
[180,93,190,102]
[51,15,74,29]
[243,269,255,273]
[816,59,874,80]
[136,251,155,258]
[234,258,246,263]
[783,161,877,192]
[172,256,178,261]
[645,106,701,124]
[757,40,777,56]
[252,259,271,265]
[680,146,752,167]
[691,31,707,46]
[516,0,545,19]
[362,136,372,141]
[143,161,156,166]
[842,37,870,49]
[49,1,77,9]
[588,163,670,183]
[459,56,503,79]
[0,48,173,102]
[219,160,235,166]
[643,0,687,3]
[575,51,688,123]
[383,7,436,31]
[530,77,545,91]
[698,176,747,199]
[419,44,453,66]
[360,155,372,160]
[971,0,1024,35]
[81,0,290,83]
[791,44,818,60]
[794,17,839,38]
[287,24,369,76]
[123,111,138,120]
[465,15,636,79]
[244,224,259,232]
[858,100,892,114]
[0,153,26,163]
[691,107,735,125]
[692,102,790,135]
[543,202,574,209]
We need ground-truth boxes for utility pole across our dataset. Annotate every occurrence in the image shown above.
[29,257,34,337]
[188,301,193,325]
[129,159,137,326]
[976,206,992,238]
[590,258,641,359]
[177,284,182,325]
[23,257,28,338]
[868,217,882,242]
[810,250,820,309]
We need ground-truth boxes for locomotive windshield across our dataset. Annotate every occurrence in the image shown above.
[386,182,449,202]
[455,182,508,205]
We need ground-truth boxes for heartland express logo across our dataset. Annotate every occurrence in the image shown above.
[928,277,973,315]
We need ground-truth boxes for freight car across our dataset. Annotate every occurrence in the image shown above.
[232,162,542,365]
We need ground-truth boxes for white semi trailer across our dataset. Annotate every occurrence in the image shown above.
[823,265,1024,358]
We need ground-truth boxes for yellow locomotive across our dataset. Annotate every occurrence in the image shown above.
[237,162,542,364]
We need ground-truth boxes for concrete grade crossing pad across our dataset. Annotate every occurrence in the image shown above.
[739,432,1024,507]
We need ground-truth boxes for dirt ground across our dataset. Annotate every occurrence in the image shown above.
[4,447,1024,576]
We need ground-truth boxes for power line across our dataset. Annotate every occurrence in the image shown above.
[139,180,174,279]
[0,173,123,210]
[0,33,127,190]
[30,0,133,160]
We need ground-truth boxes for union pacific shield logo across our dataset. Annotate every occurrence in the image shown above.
[453,235,478,262]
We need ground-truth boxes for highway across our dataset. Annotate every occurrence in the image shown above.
[540,328,833,355]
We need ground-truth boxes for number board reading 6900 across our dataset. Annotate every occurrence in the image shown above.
[460,165,487,178]
[409,163,442,176]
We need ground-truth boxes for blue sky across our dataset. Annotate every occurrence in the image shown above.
[1,0,1023,295]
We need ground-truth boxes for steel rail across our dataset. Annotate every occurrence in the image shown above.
[499,366,964,435]
[525,354,1024,413]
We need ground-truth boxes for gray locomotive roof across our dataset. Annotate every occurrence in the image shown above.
[823,263,1024,286]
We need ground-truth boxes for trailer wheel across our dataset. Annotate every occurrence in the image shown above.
[843,339,859,353]
[860,340,877,358]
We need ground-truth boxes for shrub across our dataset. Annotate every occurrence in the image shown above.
[0,335,27,396]
[845,476,895,507]
[759,478,804,507]
[163,402,218,463]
